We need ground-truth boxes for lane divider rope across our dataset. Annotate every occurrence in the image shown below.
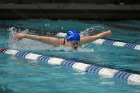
[0,48,140,85]
[94,21,140,31]
[93,39,140,50]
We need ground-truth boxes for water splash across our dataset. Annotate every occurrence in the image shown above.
[77,47,94,52]
[47,45,94,52]
[80,25,105,36]
[8,27,53,50]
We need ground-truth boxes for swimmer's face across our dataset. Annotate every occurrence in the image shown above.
[70,41,79,50]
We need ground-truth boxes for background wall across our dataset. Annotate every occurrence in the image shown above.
[0,0,139,20]
[0,0,139,4]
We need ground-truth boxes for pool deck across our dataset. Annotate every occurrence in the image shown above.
[0,3,140,20]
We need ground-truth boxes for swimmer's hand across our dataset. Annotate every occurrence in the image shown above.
[14,33,25,40]
[107,30,112,35]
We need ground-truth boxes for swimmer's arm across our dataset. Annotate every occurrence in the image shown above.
[15,33,61,46]
[80,30,112,45]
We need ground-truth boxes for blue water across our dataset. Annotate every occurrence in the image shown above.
[0,20,140,93]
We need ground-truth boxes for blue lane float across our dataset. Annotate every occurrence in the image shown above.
[94,39,140,50]
[0,48,140,85]
[56,32,140,51]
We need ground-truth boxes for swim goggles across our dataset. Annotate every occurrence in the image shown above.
[71,41,80,45]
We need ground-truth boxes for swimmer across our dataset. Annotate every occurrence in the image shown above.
[15,30,112,50]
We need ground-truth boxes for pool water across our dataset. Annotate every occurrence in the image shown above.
[0,20,140,93]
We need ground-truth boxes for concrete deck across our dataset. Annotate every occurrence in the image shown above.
[0,3,140,20]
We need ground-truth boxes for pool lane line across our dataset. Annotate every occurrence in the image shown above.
[94,21,140,31]
[56,32,140,51]
[93,39,140,50]
[0,48,140,85]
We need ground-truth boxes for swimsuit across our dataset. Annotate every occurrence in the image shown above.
[63,39,65,45]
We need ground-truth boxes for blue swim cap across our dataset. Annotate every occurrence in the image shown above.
[66,30,80,42]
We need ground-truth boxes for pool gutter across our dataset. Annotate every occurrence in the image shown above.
[0,3,140,20]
